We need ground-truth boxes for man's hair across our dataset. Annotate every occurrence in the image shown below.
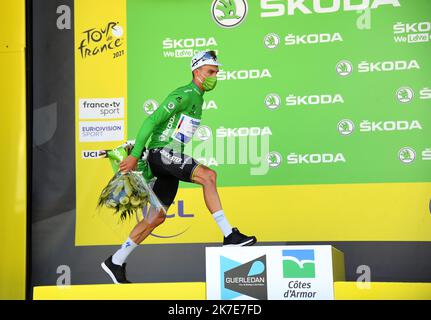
[207,50,217,59]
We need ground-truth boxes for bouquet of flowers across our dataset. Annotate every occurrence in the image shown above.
[97,142,165,221]
[97,170,149,220]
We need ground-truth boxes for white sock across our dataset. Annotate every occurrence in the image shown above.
[112,237,138,266]
[212,209,233,237]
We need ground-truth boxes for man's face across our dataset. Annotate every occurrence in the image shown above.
[197,65,219,80]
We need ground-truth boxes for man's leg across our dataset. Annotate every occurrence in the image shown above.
[109,205,167,268]
[102,173,178,284]
[111,174,178,259]
[101,206,168,284]
[129,205,167,244]
[191,164,222,213]
[192,164,256,246]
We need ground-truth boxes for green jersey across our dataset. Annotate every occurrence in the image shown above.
[131,81,204,158]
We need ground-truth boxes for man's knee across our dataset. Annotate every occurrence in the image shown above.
[195,166,217,186]
[207,168,217,184]
[148,209,166,228]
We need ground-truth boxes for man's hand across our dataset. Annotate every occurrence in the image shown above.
[119,155,138,173]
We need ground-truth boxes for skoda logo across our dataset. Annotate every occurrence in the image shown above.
[211,0,248,28]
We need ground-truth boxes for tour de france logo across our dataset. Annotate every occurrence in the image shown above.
[78,21,124,59]
[211,0,248,28]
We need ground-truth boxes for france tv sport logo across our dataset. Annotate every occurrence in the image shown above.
[282,250,315,278]
[220,255,267,300]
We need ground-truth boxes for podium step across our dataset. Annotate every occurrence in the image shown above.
[33,281,431,300]
[33,282,206,300]
[334,282,431,300]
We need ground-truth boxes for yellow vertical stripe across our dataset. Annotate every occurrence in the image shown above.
[0,0,27,300]
[74,0,129,245]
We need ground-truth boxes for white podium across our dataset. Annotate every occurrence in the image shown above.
[205,245,345,300]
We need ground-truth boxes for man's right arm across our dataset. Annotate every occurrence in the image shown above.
[130,92,188,158]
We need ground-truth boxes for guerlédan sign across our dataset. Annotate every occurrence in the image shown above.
[205,245,345,300]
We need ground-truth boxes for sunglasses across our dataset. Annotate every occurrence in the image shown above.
[192,51,218,68]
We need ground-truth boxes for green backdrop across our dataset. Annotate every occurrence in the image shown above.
[127,0,431,188]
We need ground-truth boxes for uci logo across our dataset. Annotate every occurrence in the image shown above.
[82,150,102,159]
[211,0,248,28]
